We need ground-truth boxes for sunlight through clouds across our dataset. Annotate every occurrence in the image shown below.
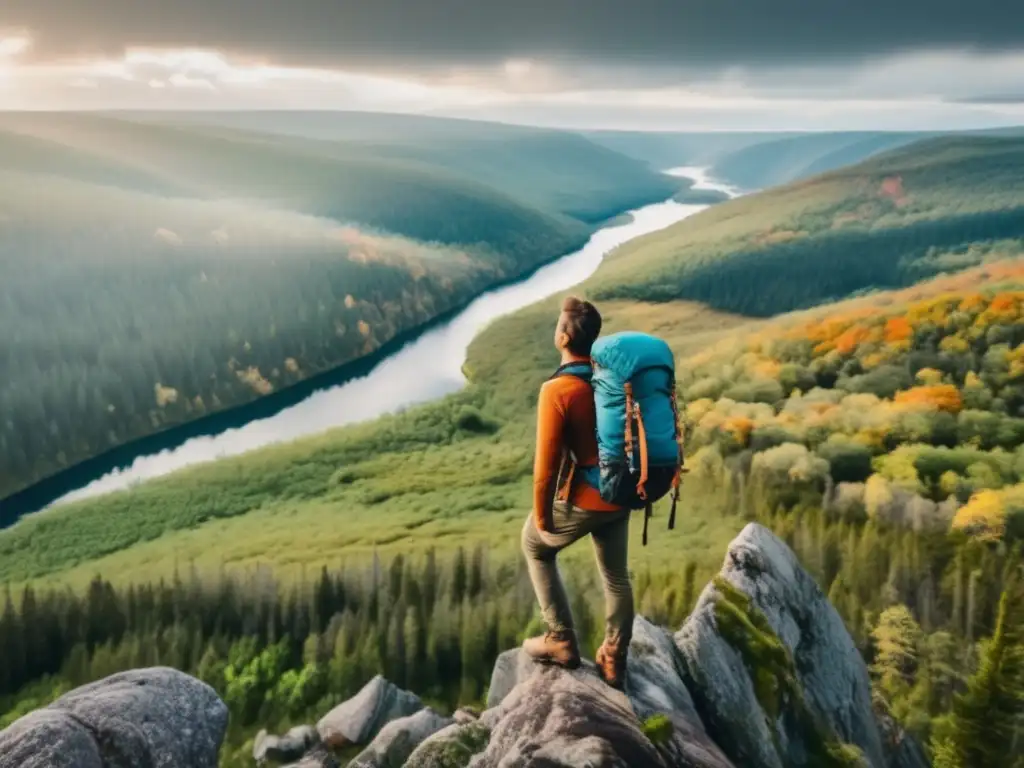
[1,30,1024,129]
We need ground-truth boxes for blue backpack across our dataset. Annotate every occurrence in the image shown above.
[553,332,684,546]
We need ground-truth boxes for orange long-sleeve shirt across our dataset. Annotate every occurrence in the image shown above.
[533,365,622,528]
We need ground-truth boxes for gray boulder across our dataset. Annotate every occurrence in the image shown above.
[316,675,422,748]
[485,648,538,708]
[453,707,480,725]
[675,523,886,768]
[255,724,320,764]
[474,663,665,767]
[349,708,454,767]
[0,667,227,768]
[0,710,103,768]
[405,721,492,767]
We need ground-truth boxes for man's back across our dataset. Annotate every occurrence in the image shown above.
[533,372,621,517]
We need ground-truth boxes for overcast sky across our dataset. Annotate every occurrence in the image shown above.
[2,1,1023,130]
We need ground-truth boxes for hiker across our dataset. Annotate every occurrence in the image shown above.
[521,296,684,689]
[520,296,633,688]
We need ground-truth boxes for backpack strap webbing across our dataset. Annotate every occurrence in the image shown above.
[634,400,649,501]
[550,361,591,502]
[642,501,652,547]
[669,387,683,531]
[623,382,635,469]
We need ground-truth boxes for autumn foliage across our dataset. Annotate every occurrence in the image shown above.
[894,385,964,414]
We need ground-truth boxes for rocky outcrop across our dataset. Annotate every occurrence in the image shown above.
[282,745,339,768]
[255,724,321,764]
[486,647,539,709]
[405,720,491,767]
[1,524,929,768]
[0,667,227,768]
[350,708,453,767]
[316,675,423,749]
[477,662,666,767]
[676,523,887,768]
[627,617,735,768]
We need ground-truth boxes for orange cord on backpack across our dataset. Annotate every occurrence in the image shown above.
[668,390,684,531]
[634,401,649,500]
[623,382,635,469]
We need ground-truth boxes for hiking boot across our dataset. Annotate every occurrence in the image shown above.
[523,630,581,669]
[595,641,628,689]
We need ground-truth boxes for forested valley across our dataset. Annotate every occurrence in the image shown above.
[0,112,681,502]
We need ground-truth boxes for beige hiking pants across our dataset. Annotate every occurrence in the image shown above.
[521,501,634,648]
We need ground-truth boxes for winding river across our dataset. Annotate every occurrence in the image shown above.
[49,167,738,506]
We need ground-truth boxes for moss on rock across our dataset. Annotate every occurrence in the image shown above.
[712,576,869,768]
[640,714,673,745]
[407,722,490,768]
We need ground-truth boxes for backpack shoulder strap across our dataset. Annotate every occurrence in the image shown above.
[548,361,593,500]
[550,361,593,383]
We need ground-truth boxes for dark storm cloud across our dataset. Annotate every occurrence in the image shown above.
[5,0,1024,69]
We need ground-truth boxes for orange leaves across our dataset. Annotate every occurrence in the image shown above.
[834,324,872,355]
[884,316,912,343]
[958,293,987,313]
[722,416,755,444]
[753,358,782,379]
[893,384,963,414]
[982,292,1022,323]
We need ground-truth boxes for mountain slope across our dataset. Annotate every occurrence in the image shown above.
[590,135,1024,315]
[0,111,681,502]
[125,110,683,222]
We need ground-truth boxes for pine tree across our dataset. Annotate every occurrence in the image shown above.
[933,577,1024,767]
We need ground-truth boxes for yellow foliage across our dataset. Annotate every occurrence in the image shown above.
[154,382,179,408]
[235,366,273,396]
[685,398,716,424]
[753,358,782,379]
[952,490,1006,542]
[915,367,944,385]
[939,335,969,354]
[958,293,987,313]
[852,428,886,451]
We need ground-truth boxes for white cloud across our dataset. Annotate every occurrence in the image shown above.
[154,228,183,246]
[0,34,31,59]
[1,40,1023,130]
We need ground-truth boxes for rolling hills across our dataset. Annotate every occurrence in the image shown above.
[588,126,1024,191]
[0,112,681,501]
[585,129,925,188]
[590,135,1024,315]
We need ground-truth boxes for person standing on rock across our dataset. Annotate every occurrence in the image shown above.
[521,296,633,689]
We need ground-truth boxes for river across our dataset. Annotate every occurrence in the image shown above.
[50,167,739,506]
